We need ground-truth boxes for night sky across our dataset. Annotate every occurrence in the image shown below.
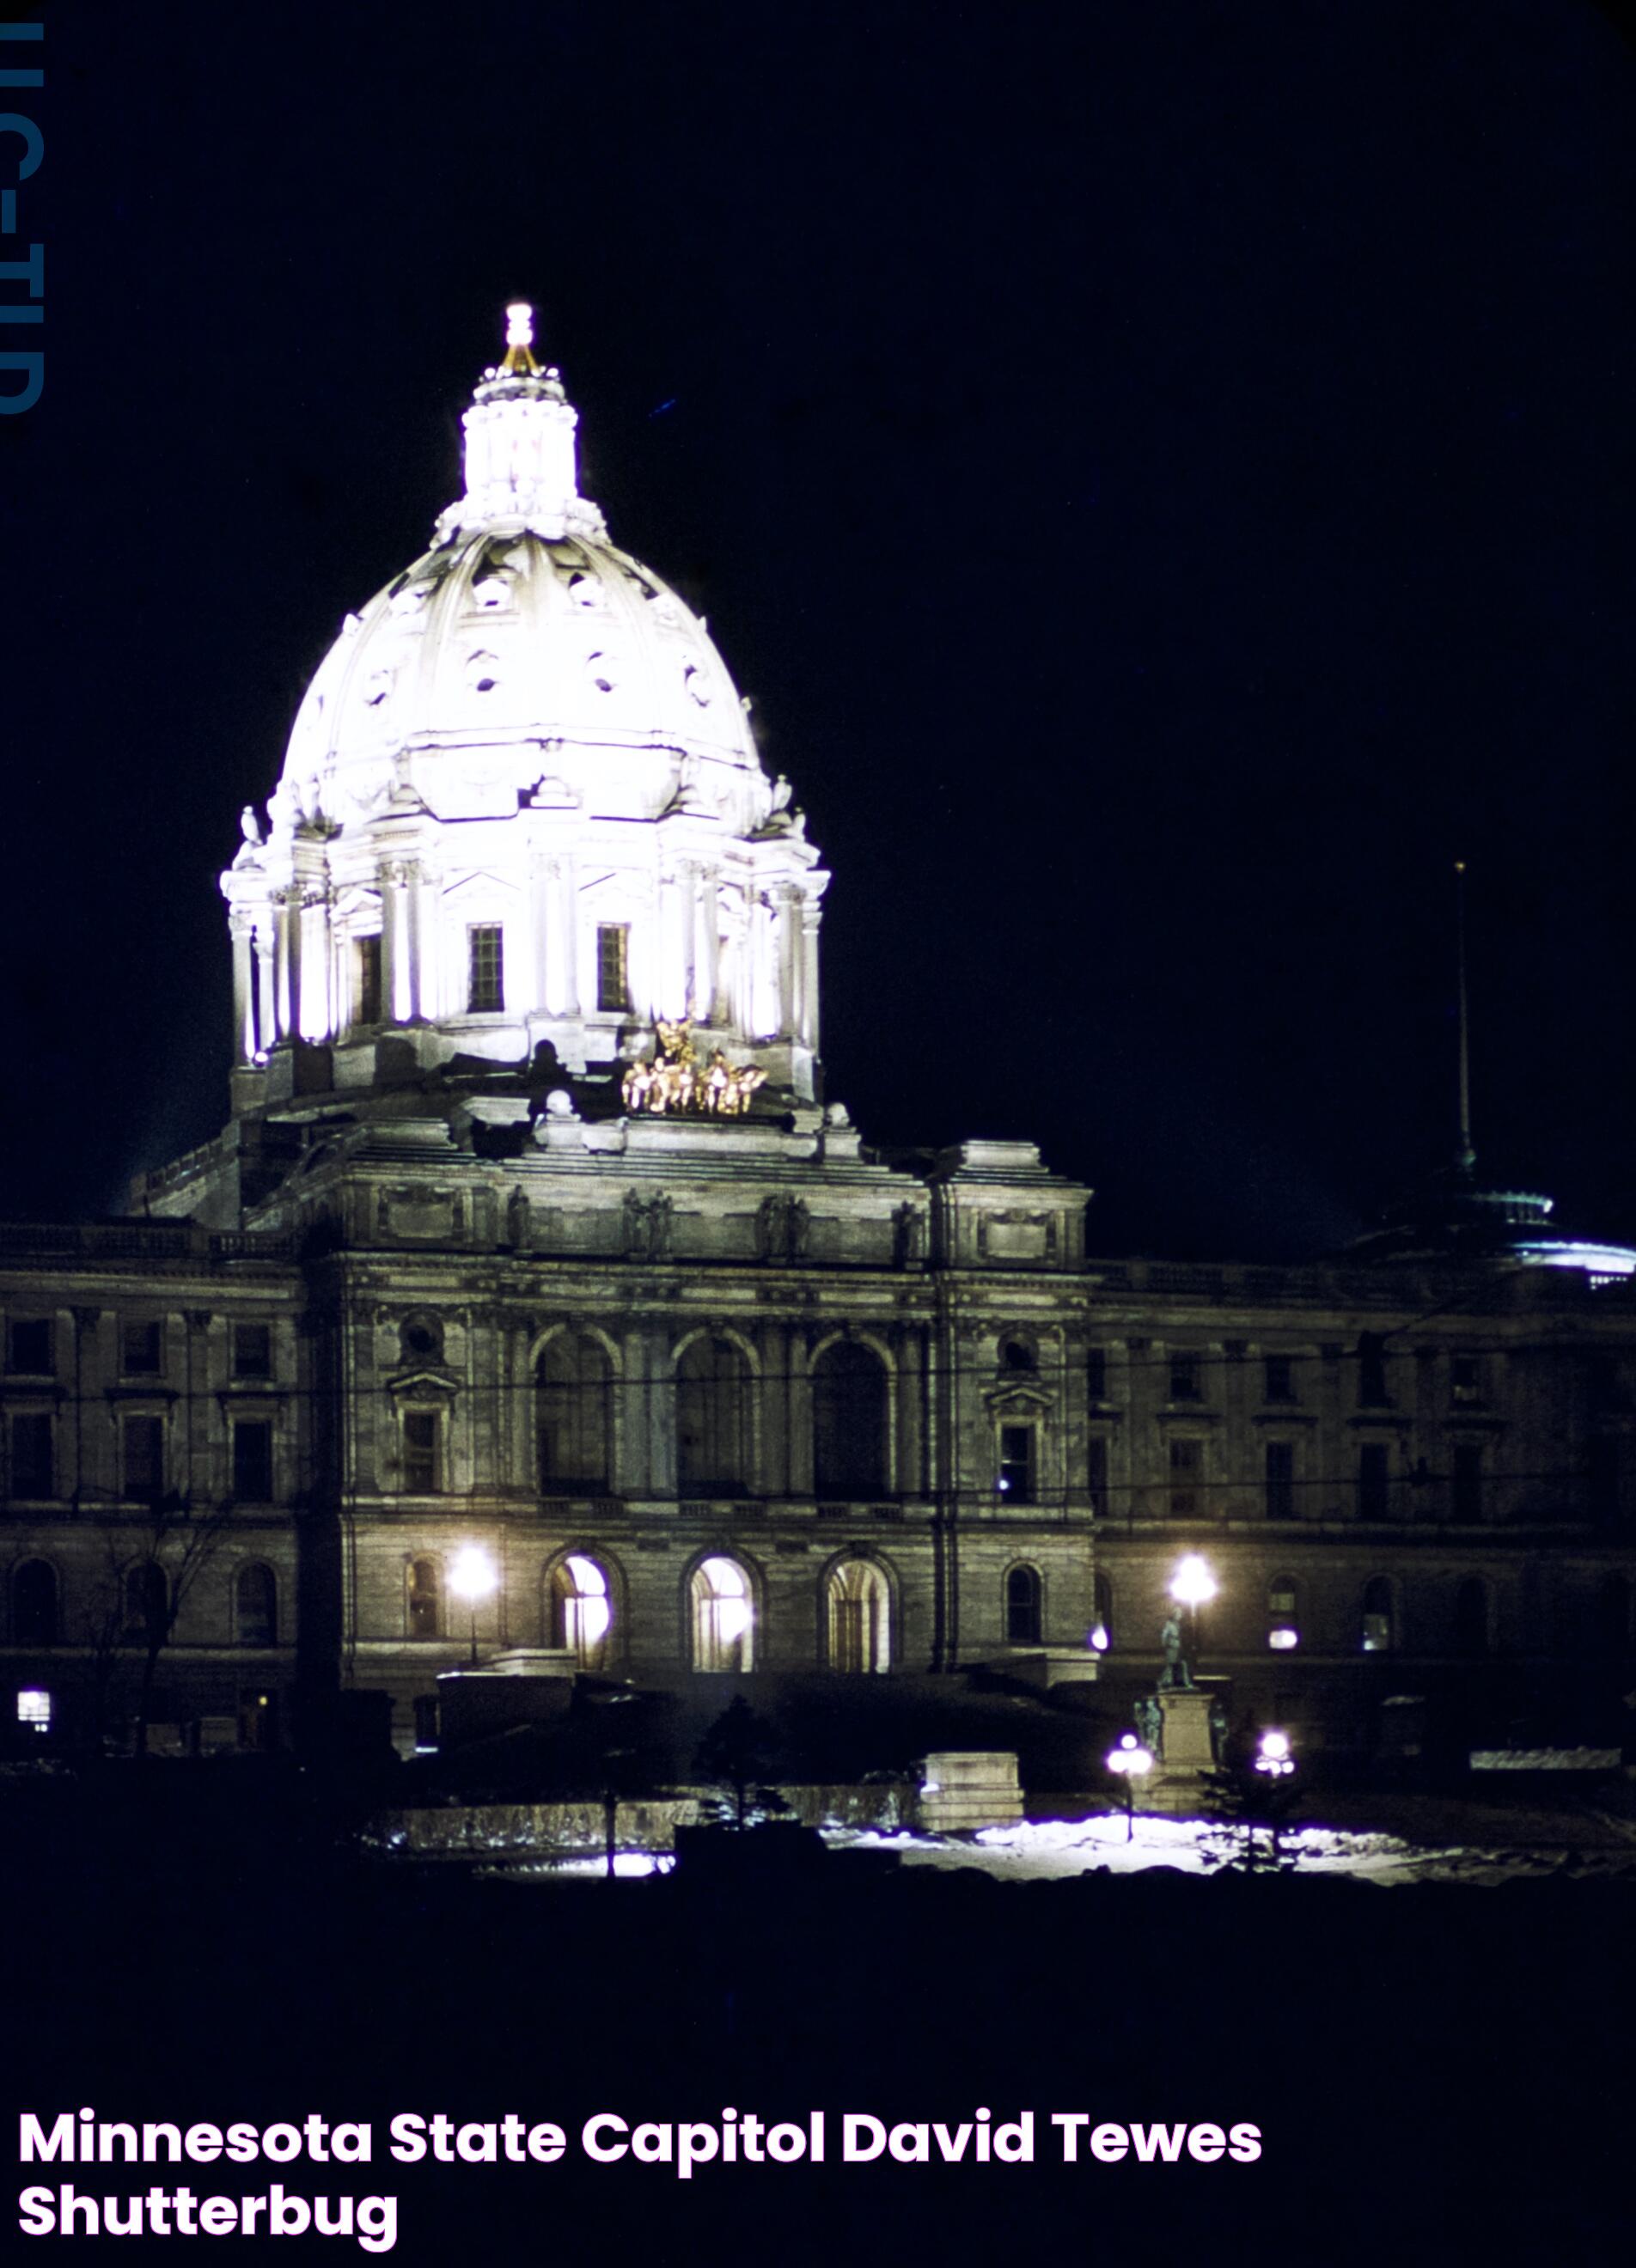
[4,2,1633,1259]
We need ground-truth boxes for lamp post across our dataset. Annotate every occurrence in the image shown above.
[449,1543,498,1668]
[1254,1728,1295,1866]
[1168,1552,1218,1679]
[1106,1731,1153,1842]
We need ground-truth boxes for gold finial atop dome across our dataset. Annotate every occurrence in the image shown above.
[500,301,540,375]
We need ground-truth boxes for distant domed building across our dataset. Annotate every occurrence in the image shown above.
[1,311,1632,1779]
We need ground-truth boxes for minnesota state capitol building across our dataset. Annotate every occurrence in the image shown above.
[3,309,1634,1768]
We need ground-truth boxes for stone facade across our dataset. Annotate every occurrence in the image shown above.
[3,313,1633,1767]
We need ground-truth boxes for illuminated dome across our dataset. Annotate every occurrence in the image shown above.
[223,307,825,1104]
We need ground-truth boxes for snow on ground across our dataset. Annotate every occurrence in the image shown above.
[829,1812,1636,1886]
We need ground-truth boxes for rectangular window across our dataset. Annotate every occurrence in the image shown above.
[356,933,382,1026]
[121,1319,164,1377]
[467,924,504,1013]
[1086,1346,1108,1403]
[1357,1335,1389,1407]
[1169,1351,1203,1402]
[1451,1443,1483,1523]
[1358,1442,1390,1522]
[1086,1436,1109,1518]
[16,1690,51,1733]
[232,1321,273,1381]
[1265,1441,1295,1521]
[402,1411,442,1494]
[1267,1580,1299,1650]
[998,1425,1036,1503]
[9,1411,53,1498]
[1168,1436,1202,1518]
[232,1419,274,1503]
[596,924,630,1014]
[1450,1354,1482,1405]
[1263,1353,1296,1403]
[122,1413,165,1499]
[6,1317,54,1375]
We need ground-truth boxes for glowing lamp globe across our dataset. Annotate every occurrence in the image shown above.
[1169,1554,1218,1611]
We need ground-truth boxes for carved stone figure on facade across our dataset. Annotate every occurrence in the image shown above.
[892,1200,926,1268]
[1157,1610,1193,1691]
[647,1191,675,1261]
[505,1185,531,1252]
[1134,1694,1163,1759]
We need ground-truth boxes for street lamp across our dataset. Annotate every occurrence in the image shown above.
[1106,1731,1153,1842]
[1254,1728,1296,1866]
[449,1543,498,1668]
[1168,1552,1218,1676]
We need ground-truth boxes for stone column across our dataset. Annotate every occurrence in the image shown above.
[528,853,550,1019]
[546,854,580,1016]
[775,884,798,1040]
[230,916,255,1064]
[379,863,405,1024]
[404,862,424,1022]
[696,865,721,1025]
[800,898,821,1054]
[254,916,275,1057]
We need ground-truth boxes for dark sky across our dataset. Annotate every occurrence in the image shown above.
[3,1,1633,1259]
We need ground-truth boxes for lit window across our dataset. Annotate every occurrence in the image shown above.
[550,1554,612,1669]
[467,924,504,1013]
[16,1690,51,1733]
[402,1411,442,1493]
[121,1319,164,1376]
[596,924,630,1014]
[691,1556,753,1672]
[998,1425,1036,1503]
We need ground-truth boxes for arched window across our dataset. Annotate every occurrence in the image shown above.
[677,1337,751,1497]
[235,1564,278,1647]
[537,1335,612,1491]
[1090,1570,1114,1652]
[549,1554,612,1670]
[690,1556,754,1672]
[1005,1564,1043,1645]
[827,1558,891,1674]
[13,1559,58,1647]
[408,1557,442,1640]
[1361,1576,1394,1654]
[812,1341,888,1497]
[1592,1572,1632,1659]
[1267,1576,1300,1651]
[125,1561,168,1643]
[1453,1576,1488,1657]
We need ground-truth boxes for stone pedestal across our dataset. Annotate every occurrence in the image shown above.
[1146,1684,1226,1815]
[917,1751,1023,1833]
